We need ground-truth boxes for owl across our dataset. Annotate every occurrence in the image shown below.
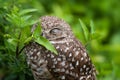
[25,16,96,80]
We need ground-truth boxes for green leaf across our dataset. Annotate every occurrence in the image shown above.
[6,8,37,28]
[32,23,41,38]
[5,38,17,52]
[6,13,21,27]
[32,24,58,55]
[21,15,32,21]
[12,6,19,14]
[79,19,89,41]
[28,20,39,26]
[90,20,100,40]
[90,20,95,34]
[35,36,58,55]
[24,36,33,44]
[19,9,38,16]
[4,34,11,38]
[90,33,100,40]
[20,26,31,44]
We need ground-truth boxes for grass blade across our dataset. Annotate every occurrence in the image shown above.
[79,19,89,41]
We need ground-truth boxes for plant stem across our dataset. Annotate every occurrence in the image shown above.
[16,32,21,58]
[18,45,26,55]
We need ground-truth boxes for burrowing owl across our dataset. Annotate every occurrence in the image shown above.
[25,16,96,80]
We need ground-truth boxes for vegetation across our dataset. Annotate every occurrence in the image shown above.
[0,0,120,80]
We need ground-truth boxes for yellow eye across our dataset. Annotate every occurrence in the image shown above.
[50,28,62,35]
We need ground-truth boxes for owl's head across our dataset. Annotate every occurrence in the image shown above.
[38,16,74,41]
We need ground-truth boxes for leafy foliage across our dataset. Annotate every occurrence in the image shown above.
[0,5,57,80]
[79,19,101,45]
[0,0,120,80]
[32,23,58,54]
[79,19,90,42]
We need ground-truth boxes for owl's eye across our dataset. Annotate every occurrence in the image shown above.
[50,28,62,35]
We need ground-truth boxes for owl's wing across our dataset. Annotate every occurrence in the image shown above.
[25,42,56,80]
[25,41,96,80]
[67,39,96,80]
[49,39,96,80]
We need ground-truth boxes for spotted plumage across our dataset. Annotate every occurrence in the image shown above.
[25,16,96,80]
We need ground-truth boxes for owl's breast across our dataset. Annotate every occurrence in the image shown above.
[46,39,96,80]
[25,39,96,80]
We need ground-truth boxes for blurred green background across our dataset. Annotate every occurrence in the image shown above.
[0,0,120,80]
